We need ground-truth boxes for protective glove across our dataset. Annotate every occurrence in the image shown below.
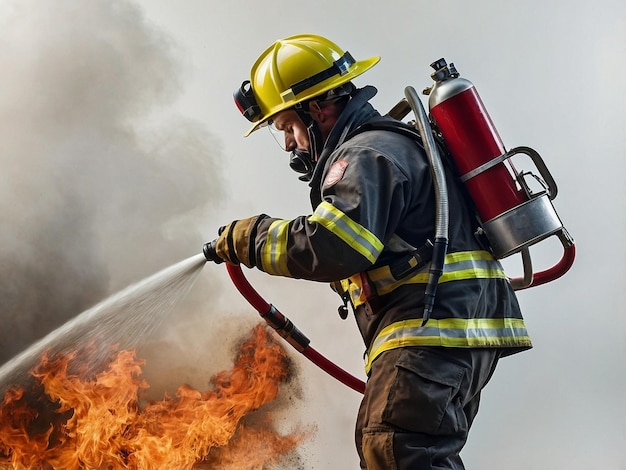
[203,215,267,267]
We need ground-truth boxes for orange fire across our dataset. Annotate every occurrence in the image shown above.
[0,324,311,469]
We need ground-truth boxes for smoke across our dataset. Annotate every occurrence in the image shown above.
[0,0,222,363]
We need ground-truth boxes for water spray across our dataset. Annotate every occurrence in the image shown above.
[0,254,206,393]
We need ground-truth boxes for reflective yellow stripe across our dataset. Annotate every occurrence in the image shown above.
[260,220,291,276]
[308,201,383,264]
[365,317,531,374]
[368,250,506,296]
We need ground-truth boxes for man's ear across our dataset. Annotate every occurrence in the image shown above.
[308,101,325,123]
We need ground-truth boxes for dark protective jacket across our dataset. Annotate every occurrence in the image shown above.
[249,86,531,374]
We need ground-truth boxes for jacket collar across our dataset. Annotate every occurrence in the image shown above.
[309,86,380,194]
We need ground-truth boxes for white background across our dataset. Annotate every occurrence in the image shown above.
[1,0,625,468]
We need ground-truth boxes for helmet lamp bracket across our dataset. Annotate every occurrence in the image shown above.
[234,80,262,122]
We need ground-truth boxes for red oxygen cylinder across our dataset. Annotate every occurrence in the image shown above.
[425,59,575,287]
[428,69,526,223]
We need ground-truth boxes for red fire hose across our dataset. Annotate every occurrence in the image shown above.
[225,263,366,394]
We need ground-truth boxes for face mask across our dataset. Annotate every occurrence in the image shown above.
[288,122,325,182]
[289,148,315,182]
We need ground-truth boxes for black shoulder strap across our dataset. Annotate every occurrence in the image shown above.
[348,119,473,184]
[348,119,487,249]
[346,120,426,150]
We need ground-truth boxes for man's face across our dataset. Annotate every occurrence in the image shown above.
[269,110,310,154]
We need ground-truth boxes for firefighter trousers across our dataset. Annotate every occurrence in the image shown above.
[355,346,501,470]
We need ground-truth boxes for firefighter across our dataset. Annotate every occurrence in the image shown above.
[205,34,532,469]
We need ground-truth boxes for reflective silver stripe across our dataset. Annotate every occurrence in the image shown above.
[365,318,531,374]
[308,201,383,263]
[260,219,291,276]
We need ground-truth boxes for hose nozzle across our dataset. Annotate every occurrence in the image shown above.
[203,240,223,263]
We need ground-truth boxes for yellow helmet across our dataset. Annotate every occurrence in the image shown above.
[234,34,380,136]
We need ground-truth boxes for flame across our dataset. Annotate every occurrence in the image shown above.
[0,324,311,469]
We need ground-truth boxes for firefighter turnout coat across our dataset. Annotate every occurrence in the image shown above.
[247,86,531,374]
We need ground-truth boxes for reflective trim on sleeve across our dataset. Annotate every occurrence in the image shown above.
[260,219,291,276]
[308,201,383,264]
[365,317,532,374]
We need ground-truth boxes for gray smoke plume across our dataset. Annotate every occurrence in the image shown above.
[0,0,221,364]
